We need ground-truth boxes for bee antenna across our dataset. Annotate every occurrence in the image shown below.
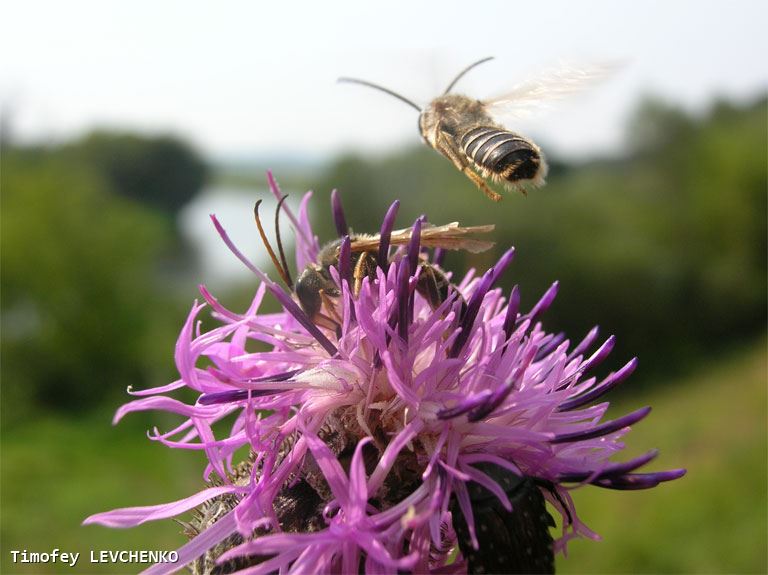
[338,77,421,112]
[443,56,495,94]
[274,194,293,289]
[254,200,292,289]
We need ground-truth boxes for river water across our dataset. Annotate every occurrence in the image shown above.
[179,186,300,291]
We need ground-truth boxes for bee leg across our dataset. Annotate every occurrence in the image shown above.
[353,251,377,295]
[415,263,444,310]
[435,130,502,202]
[314,314,340,332]
[416,263,468,319]
[319,289,343,326]
[462,168,503,202]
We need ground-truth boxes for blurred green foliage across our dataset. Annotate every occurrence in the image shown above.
[315,96,767,381]
[1,133,207,420]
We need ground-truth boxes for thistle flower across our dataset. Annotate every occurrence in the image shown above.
[84,174,685,575]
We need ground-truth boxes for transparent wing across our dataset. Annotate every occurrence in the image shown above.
[350,223,496,254]
[483,62,619,119]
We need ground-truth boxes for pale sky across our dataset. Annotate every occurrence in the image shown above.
[2,0,766,161]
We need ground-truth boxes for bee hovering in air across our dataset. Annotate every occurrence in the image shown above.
[340,57,609,202]
[250,198,494,329]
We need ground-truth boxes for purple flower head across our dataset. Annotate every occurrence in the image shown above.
[85,174,685,574]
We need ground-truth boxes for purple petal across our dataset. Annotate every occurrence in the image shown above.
[244,369,302,384]
[198,284,241,322]
[595,449,660,478]
[407,217,423,276]
[433,247,445,266]
[502,285,520,340]
[558,449,659,482]
[551,406,652,444]
[113,396,221,424]
[397,263,411,342]
[294,189,320,269]
[467,343,538,421]
[579,335,616,374]
[369,420,423,492]
[465,381,513,422]
[127,379,186,397]
[83,486,240,528]
[348,437,373,519]
[377,200,400,272]
[331,189,348,237]
[353,531,420,570]
[521,281,559,325]
[568,325,600,360]
[534,332,566,362]
[266,171,310,247]
[450,248,515,358]
[338,235,351,285]
[453,481,478,549]
[302,428,351,508]
[462,464,512,511]
[437,389,494,420]
[198,387,289,405]
[558,358,638,411]
[488,247,516,286]
[460,454,522,476]
[210,214,263,277]
[595,468,687,490]
[218,532,331,565]
[265,283,338,357]
[209,217,337,354]
[139,509,239,575]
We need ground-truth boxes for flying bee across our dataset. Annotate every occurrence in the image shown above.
[295,222,495,327]
[340,57,610,202]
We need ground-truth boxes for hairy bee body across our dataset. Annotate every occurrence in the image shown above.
[459,125,545,186]
[418,94,546,200]
[294,222,494,325]
[296,238,454,323]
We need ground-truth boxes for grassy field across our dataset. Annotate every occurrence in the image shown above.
[1,409,208,574]
[557,338,767,574]
[2,339,766,574]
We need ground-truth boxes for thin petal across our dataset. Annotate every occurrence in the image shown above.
[83,486,239,528]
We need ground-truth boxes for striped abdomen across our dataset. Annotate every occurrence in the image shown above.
[460,126,543,184]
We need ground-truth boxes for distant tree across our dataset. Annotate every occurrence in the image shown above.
[625,97,695,157]
[69,131,209,214]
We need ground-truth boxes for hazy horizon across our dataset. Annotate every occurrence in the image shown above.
[2,0,766,161]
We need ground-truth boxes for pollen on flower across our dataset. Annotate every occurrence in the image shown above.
[84,174,685,575]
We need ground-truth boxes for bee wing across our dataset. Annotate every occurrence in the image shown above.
[417,223,496,253]
[482,63,618,119]
[350,223,496,254]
